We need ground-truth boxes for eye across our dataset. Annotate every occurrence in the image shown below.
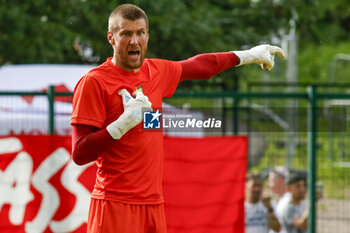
[122,31,131,37]
[137,31,145,36]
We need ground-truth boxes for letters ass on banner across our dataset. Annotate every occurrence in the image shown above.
[0,136,247,233]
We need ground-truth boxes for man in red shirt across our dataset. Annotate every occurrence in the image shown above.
[71,3,285,233]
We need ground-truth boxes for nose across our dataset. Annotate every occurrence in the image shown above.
[130,34,138,45]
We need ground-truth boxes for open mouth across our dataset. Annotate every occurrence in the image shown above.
[128,50,140,56]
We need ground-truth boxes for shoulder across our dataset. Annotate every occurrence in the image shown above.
[86,61,112,80]
[277,194,291,211]
[74,69,106,96]
[245,201,253,209]
[279,201,293,215]
[76,72,100,90]
[76,62,111,87]
[281,202,301,221]
[146,58,171,64]
[258,201,269,213]
[145,58,182,78]
[146,58,179,69]
[245,201,268,213]
[280,192,291,202]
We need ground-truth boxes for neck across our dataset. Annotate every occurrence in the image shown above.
[291,196,301,205]
[276,187,287,197]
[112,57,116,66]
[111,56,140,73]
[247,197,259,204]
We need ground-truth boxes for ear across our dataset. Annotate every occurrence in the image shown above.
[107,32,115,45]
[146,31,149,42]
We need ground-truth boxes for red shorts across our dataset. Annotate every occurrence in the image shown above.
[87,198,167,233]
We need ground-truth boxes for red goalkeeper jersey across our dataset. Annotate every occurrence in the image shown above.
[71,57,182,204]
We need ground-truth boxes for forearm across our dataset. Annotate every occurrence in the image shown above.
[179,52,240,81]
[72,124,115,165]
[268,212,281,232]
[71,90,151,165]
[293,216,308,231]
[293,205,309,230]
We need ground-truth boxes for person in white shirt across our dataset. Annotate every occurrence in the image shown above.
[268,166,291,233]
[245,173,281,233]
[279,172,308,233]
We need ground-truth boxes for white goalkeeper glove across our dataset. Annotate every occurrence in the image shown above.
[233,44,286,71]
[106,89,152,139]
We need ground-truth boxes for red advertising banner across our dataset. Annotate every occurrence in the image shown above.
[0,135,247,233]
[163,136,247,233]
[0,136,96,233]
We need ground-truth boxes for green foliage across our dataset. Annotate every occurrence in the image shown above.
[298,42,350,83]
[1,0,349,90]
[0,0,299,63]
[0,0,115,64]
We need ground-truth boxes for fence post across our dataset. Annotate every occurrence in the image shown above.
[47,85,55,135]
[307,85,317,233]
[233,94,239,135]
[233,76,239,135]
[222,98,227,135]
[247,84,252,165]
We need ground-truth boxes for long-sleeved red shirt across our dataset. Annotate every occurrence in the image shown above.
[72,52,239,166]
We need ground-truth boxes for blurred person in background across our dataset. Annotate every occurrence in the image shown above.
[268,166,291,233]
[268,166,291,204]
[279,172,308,233]
[245,173,281,233]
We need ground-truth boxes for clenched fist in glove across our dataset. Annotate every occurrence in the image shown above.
[107,89,152,139]
[233,44,286,71]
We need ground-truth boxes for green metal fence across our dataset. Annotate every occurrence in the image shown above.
[1,84,350,233]
[168,85,350,233]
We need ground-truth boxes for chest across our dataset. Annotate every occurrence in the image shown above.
[245,203,269,227]
[103,73,163,126]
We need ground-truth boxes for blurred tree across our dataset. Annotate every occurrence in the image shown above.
[0,0,349,89]
[0,0,115,65]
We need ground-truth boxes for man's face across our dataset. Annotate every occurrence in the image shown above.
[109,17,149,72]
[268,171,284,194]
[289,180,306,201]
[246,179,263,203]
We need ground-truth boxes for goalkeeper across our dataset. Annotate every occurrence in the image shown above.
[71,3,285,233]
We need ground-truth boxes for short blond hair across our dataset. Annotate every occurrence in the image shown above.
[108,4,149,32]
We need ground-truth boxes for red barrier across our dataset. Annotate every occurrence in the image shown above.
[163,136,247,233]
[0,136,246,233]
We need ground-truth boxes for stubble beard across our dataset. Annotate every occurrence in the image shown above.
[250,192,261,203]
[116,46,148,71]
